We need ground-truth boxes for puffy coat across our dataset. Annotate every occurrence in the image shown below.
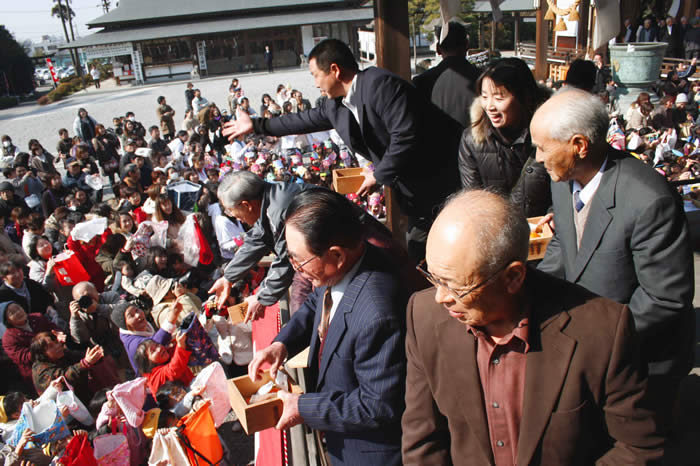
[458,99,551,217]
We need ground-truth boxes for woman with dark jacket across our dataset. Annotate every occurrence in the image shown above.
[72,108,98,143]
[458,58,552,217]
[30,331,120,404]
[1,302,60,392]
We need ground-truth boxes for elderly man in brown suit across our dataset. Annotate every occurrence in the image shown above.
[402,190,663,465]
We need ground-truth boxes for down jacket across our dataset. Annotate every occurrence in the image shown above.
[458,99,552,217]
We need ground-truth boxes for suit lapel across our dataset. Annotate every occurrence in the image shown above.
[354,70,366,130]
[555,181,578,274]
[436,317,494,464]
[306,287,325,381]
[316,270,368,387]
[571,158,618,281]
[516,309,576,465]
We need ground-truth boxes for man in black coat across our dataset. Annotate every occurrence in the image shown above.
[224,39,463,260]
[412,21,479,128]
[0,260,55,316]
[659,16,684,58]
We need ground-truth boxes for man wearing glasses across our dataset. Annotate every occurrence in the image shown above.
[402,190,663,465]
[249,189,407,466]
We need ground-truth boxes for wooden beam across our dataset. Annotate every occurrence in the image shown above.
[374,0,410,80]
[535,0,548,80]
[373,0,410,238]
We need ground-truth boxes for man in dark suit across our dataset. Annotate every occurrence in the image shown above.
[0,260,55,316]
[533,89,694,420]
[250,190,407,465]
[412,21,479,128]
[402,190,663,465]
[659,15,684,58]
[224,39,463,260]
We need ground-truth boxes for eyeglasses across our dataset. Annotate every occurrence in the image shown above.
[416,259,511,301]
[289,254,320,272]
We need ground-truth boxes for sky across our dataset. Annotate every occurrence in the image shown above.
[4,0,107,43]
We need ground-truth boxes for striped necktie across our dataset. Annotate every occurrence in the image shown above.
[317,287,333,364]
[573,190,584,212]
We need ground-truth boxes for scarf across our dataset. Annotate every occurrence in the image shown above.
[119,323,156,338]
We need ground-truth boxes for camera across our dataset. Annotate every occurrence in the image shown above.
[78,295,93,310]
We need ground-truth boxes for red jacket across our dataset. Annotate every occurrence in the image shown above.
[66,228,111,291]
[2,313,58,385]
[145,345,194,397]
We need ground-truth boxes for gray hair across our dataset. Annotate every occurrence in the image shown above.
[548,88,609,146]
[440,189,530,277]
[217,171,266,208]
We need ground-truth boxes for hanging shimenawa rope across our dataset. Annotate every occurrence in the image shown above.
[545,0,581,31]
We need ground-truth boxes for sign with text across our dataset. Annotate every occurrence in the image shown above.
[84,43,133,59]
[197,40,207,71]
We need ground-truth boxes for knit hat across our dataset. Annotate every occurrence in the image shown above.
[146,275,174,307]
[110,301,131,330]
[111,377,147,428]
[0,181,13,192]
[676,93,689,104]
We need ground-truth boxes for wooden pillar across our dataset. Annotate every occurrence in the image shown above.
[491,19,497,51]
[577,0,590,54]
[373,0,410,238]
[535,0,549,80]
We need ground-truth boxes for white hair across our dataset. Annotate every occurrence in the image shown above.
[547,88,610,145]
[217,171,266,208]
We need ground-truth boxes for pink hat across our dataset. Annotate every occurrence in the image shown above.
[111,377,148,428]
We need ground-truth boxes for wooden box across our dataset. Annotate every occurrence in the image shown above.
[332,167,364,194]
[227,301,248,324]
[227,370,302,435]
[527,216,553,261]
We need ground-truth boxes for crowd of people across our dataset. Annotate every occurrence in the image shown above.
[0,22,695,466]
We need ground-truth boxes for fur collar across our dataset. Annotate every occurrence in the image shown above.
[469,98,491,146]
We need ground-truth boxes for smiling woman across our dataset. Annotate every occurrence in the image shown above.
[458,57,552,217]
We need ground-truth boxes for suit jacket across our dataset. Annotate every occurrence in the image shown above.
[275,245,407,466]
[538,149,694,376]
[412,56,479,128]
[223,181,313,306]
[252,66,463,217]
[402,269,664,465]
[0,279,54,316]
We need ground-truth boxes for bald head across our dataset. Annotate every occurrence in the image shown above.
[429,190,530,278]
[72,281,97,300]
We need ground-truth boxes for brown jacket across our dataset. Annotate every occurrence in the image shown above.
[402,269,663,465]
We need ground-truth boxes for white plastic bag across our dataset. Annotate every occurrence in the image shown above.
[148,429,190,466]
[71,217,108,242]
[177,214,200,267]
[85,174,104,191]
[57,390,94,426]
[189,362,231,427]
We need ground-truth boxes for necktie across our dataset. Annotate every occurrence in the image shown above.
[573,190,584,212]
[317,287,333,364]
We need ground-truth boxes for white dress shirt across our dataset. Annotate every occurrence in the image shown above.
[572,157,608,207]
[341,74,360,126]
[327,252,365,324]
